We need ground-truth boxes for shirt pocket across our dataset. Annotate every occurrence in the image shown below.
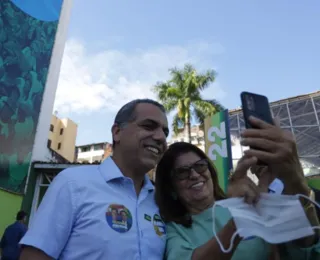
[141,216,166,259]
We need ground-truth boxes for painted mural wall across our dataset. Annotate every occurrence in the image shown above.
[0,0,63,193]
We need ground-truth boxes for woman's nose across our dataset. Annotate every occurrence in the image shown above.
[189,169,200,179]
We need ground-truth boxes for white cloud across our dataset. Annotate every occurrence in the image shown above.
[54,39,226,114]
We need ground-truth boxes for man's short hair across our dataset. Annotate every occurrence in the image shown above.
[112,99,166,146]
[114,99,165,127]
[16,210,27,221]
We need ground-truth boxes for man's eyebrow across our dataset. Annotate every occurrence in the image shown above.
[140,119,169,136]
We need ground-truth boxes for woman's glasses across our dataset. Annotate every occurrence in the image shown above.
[173,159,209,180]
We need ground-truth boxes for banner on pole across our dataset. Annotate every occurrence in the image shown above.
[204,110,233,192]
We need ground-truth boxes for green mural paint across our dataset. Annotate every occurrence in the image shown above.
[0,0,63,193]
[205,110,233,192]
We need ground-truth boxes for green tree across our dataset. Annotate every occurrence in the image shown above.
[154,64,224,143]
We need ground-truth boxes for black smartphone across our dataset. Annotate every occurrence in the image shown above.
[241,92,273,165]
[240,91,273,129]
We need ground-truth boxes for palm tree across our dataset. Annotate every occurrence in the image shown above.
[154,64,224,143]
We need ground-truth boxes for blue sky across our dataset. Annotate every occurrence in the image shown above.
[54,0,320,145]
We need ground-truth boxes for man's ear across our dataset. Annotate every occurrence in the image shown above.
[112,124,121,144]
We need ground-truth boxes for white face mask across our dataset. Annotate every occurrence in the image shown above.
[212,193,320,253]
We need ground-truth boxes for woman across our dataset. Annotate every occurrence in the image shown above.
[155,141,320,259]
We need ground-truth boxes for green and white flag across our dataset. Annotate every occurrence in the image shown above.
[205,110,233,192]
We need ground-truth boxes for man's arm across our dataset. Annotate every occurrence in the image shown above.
[19,170,79,259]
[0,230,5,249]
[285,175,319,247]
[20,246,53,260]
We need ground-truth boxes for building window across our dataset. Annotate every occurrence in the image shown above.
[50,124,54,132]
[93,144,103,151]
[198,136,204,142]
[58,143,61,150]
[60,128,64,135]
[47,139,52,148]
[81,146,90,152]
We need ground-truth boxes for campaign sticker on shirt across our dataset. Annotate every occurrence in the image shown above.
[153,214,166,237]
[144,214,152,222]
[106,204,132,233]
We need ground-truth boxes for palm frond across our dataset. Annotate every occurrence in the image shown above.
[161,99,178,113]
[172,114,184,135]
[182,64,216,95]
[192,99,226,128]
[153,82,181,101]
[169,67,184,90]
[153,82,171,101]
[192,99,224,117]
[185,69,198,96]
[166,87,182,99]
[196,70,216,91]
[193,107,206,126]
[202,99,225,111]
[183,64,194,74]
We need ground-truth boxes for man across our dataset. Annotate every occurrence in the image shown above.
[120,210,128,223]
[19,99,169,259]
[1,211,28,260]
[111,208,118,223]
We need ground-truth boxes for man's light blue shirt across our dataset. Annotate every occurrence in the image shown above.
[20,157,166,259]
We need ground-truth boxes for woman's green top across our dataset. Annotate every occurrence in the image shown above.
[165,206,320,259]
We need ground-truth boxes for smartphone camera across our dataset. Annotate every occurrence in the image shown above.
[245,95,255,111]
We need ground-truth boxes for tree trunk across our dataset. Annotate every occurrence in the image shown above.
[184,117,192,143]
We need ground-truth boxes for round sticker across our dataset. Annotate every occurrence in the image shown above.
[153,214,166,237]
[106,204,132,233]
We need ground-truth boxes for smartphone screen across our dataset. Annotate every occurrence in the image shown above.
[240,91,273,128]
[240,92,273,165]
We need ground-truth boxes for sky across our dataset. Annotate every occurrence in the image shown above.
[53,0,320,145]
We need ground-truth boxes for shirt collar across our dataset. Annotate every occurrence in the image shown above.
[98,157,154,191]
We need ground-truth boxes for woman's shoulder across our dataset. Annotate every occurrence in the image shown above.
[165,221,191,242]
[166,206,232,228]
[166,221,185,232]
[165,220,196,237]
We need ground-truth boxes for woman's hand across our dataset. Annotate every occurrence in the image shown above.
[227,155,260,204]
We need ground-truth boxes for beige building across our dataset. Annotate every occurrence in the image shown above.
[168,125,205,151]
[48,115,78,162]
[76,142,111,163]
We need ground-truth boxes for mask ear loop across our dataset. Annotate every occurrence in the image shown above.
[212,203,242,254]
[297,194,320,232]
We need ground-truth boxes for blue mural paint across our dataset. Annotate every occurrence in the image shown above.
[11,0,63,22]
